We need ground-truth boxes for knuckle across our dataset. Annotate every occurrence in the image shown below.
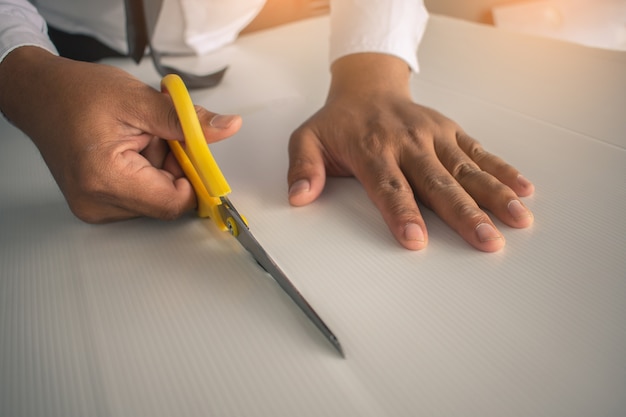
[289,119,319,142]
[386,198,420,221]
[376,173,413,197]
[416,172,461,209]
[290,155,316,171]
[451,161,481,183]
[421,172,456,194]
[435,120,459,137]
[456,131,484,154]
[194,105,213,128]
[450,198,487,227]
[453,200,482,221]
[491,180,515,197]
[288,125,305,142]
[492,160,517,178]
[361,130,388,156]
[463,137,487,162]
[371,173,418,218]
[167,106,183,139]
[119,83,153,120]
[378,187,421,223]
[405,125,434,148]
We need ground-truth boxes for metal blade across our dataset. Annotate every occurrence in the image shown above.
[219,197,344,357]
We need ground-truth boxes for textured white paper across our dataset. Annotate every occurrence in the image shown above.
[1,16,625,417]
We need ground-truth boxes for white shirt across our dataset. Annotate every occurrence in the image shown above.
[0,0,428,71]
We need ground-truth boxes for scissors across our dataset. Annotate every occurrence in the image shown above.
[161,74,343,357]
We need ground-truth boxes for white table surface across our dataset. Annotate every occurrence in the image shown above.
[1,15,625,417]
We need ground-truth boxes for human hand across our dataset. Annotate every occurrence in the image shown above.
[0,47,241,222]
[287,54,534,252]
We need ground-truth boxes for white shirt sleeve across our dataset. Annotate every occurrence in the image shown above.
[329,0,428,72]
[12,0,266,57]
[2,0,429,71]
[0,0,58,64]
[178,0,265,55]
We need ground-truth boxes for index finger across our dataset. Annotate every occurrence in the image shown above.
[353,152,428,251]
[109,150,197,220]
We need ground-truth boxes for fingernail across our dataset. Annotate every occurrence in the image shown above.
[404,223,425,242]
[209,114,237,129]
[289,179,310,197]
[475,223,502,242]
[507,199,531,220]
[517,174,532,189]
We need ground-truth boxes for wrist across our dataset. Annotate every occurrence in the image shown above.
[328,53,412,102]
[0,46,58,126]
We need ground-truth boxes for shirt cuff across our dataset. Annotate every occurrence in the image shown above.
[0,7,58,64]
[329,1,429,73]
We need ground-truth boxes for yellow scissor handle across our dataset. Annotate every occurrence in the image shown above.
[161,74,231,230]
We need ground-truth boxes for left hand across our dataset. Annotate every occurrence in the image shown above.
[287,53,534,252]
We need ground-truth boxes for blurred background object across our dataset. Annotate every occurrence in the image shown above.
[425,0,626,50]
[424,0,532,24]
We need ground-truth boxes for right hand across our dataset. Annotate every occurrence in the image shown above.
[0,47,242,223]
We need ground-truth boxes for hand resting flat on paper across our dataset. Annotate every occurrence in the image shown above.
[287,53,534,252]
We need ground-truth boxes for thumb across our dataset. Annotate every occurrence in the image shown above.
[287,128,327,206]
[147,88,242,144]
[195,106,243,144]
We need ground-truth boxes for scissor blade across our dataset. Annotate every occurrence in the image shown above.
[219,197,344,357]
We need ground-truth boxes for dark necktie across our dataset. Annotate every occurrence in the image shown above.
[123,0,227,88]
[124,0,150,63]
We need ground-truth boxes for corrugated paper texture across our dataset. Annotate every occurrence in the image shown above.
[2,16,625,417]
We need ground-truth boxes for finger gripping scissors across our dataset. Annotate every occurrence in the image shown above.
[161,74,344,357]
